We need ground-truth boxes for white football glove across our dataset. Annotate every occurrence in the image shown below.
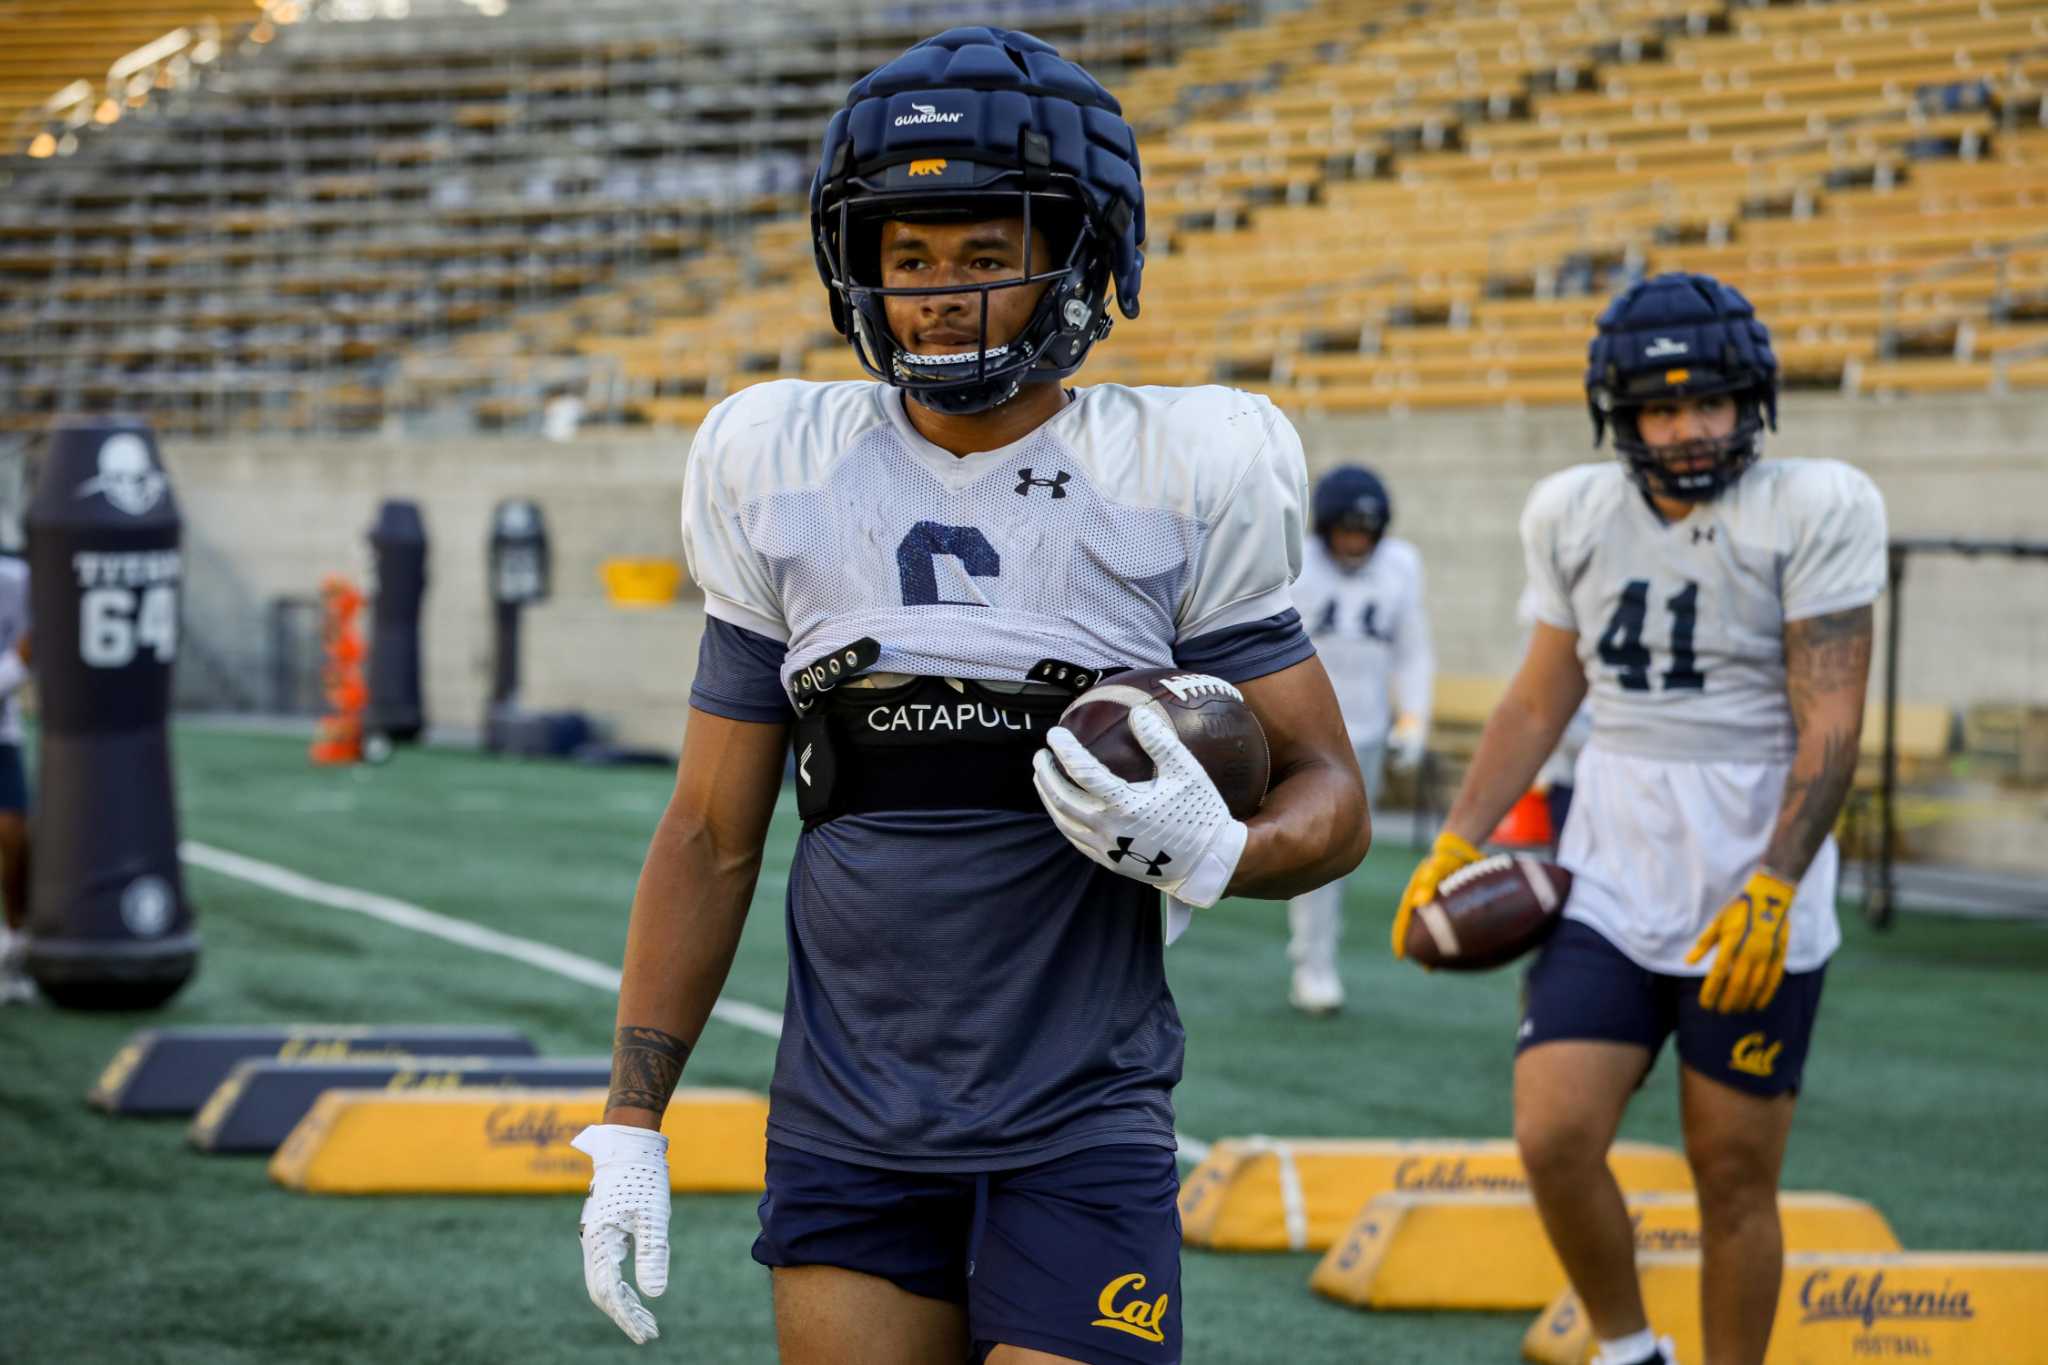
[1388,712,1428,773]
[1032,706,1249,910]
[570,1123,671,1345]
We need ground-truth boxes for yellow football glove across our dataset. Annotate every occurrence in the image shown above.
[1391,830,1482,959]
[1687,869,1797,1013]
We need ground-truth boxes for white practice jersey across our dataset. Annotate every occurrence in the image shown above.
[1521,458,1888,972]
[682,379,1308,681]
[1294,535,1433,749]
[0,558,28,745]
[679,379,1309,1167]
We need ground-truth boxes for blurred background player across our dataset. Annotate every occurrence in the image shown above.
[569,27,1368,1365]
[1285,465,1432,1014]
[1392,273,1886,1365]
[0,553,30,1005]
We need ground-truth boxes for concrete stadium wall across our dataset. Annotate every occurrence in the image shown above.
[159,392,2047,752]
[164,431,706,752]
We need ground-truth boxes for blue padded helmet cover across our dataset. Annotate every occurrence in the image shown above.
[1312,465,1392,537]
[1586,271,1778,437]
[1585,271,1780,500]
[811,26,1145,320]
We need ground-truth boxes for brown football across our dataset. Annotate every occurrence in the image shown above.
[1056,668,1270,819]
[1405,854,1572,971]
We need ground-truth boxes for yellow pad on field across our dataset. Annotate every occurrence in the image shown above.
[1179,1138,1692,1252]
[1313,1191,1898,1310]
[1523,1252,2048,1364]
[269,1086,768,1194]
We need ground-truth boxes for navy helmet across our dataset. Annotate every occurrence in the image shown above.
[810,27,1145,415]
[1586,271,1778,501]
[1312,465,1391,541]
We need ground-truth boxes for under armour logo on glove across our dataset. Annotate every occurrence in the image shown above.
[1015,468,1070,498]
[1107,837,1172,876]
[1031,708,1248,911]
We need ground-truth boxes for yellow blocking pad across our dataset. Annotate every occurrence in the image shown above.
[1179,1139,1692,1252]
[1523,1252,2048,1365]
[269,1087,768,1194]
[1313,1192,1898,1310]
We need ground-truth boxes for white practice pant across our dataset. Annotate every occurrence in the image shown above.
[1287,739,1385,970]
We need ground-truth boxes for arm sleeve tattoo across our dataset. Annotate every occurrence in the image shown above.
[1764,604,1875,879]
[607,1026,692,1117]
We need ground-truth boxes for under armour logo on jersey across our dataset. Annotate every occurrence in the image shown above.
[1692,525,1716,544]
[1015,468,1070,498]
[1107,837,1171,877]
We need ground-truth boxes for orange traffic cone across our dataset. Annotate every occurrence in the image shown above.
[1490,787,1555,848]
[311,575,368,766]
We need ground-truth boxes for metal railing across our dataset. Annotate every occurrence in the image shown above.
[2000,43,2048,138]
[1876,228,2048,359]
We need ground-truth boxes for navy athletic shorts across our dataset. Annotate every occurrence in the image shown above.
[0,744,25,813]
[1517,918,1827,1098]
[752,1140,1182,1364]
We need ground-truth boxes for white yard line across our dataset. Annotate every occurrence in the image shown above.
[180,840,1211,1165]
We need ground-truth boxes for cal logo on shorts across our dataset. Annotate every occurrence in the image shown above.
[1730,1031,1782,1078]
[1092,1272,1168,1343]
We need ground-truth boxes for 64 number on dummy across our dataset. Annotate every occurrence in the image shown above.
[81,583,178,669]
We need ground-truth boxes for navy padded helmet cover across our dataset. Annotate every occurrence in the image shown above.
[1313,465,1390,530]
[811,26,1145,315]
[1586,271,1777,402]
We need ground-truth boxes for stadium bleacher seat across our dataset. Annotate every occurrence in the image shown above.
[5,0,2047,434]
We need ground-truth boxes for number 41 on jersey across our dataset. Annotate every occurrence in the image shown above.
[1597,579,1704,692]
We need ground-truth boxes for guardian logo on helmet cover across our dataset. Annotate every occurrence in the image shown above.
[894,102,964,127]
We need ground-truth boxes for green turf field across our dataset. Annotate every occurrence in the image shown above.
[4,723,2045,1363]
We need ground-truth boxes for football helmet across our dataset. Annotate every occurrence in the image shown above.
[1312,465,1392,541]
[810,27,1145,415]
[1586,271,1778,502]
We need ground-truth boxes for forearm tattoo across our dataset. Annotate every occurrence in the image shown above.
[1785,605,1873,700]
[607,1026,692,1116]
[1767,606,1874,877]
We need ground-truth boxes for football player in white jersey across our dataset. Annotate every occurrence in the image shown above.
[1392,273,1886,1365]
[570,28,1370,1365]
[1285,466,1433,1013]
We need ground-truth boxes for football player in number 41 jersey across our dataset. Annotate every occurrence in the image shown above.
[1394,273,1887,1365]
[568,28,1369,1365]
